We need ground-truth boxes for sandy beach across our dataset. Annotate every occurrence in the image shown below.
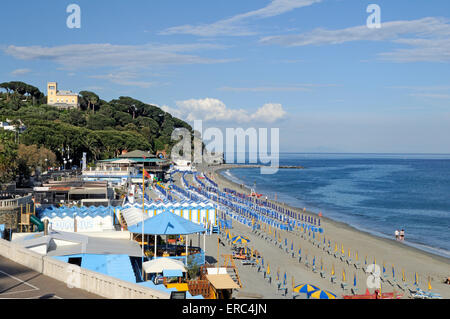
[187,164,450,299]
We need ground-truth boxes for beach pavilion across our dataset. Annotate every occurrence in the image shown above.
[127,209,207,267]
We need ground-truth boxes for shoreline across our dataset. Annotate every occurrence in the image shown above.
[209,164,450,264]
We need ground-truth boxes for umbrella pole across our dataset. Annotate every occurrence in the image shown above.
[154,234,157,258]
[185,235,188,266]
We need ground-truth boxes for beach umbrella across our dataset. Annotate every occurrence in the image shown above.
[353,273,357,287]
[402,269,406,282]
[355,251,358,261]
[283,272,287,286]
[313,256,316,267]
[428,277,432,291]
[331,264,335,276]
[308,290,337,299]
[293,284,320,294]
[267,263,271,275]
[232,235,250,244]
[342,269,346,282]
[414,272,418,286]
[392,265,395,279]
[276,268,280,281]
[291,241,294,252]
[383,263,386,275]
[341,244,344,255]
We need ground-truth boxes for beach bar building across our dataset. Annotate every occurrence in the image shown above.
[127,210,207,266]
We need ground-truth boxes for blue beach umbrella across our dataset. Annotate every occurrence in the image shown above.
[293,284,320,294]
[309,290,337,299]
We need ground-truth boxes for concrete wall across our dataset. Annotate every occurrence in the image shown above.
[0,238,169,299]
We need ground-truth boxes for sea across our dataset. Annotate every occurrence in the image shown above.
[220,153,450,259]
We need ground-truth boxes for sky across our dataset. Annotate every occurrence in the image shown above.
[1,0,450,153]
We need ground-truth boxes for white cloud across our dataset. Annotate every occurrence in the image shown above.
[10,68,31,76]
[3,43,232,70]
[160,0,321,37]
[162,98,286,123]
[260,17,450,62]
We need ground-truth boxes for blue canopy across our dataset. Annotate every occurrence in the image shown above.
[128,210,206,235]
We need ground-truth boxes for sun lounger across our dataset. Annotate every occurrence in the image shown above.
[351,287,359,295]
[341,282,349,291]
[330,276,337,284]
[353,261,361,269]
[346,258,353,265]
[320,271,326,278]
[312,266,317,273]
[241,259,256,266]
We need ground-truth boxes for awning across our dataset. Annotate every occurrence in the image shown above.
[163,269,183,277]
[206,274,240,290]
[142,257,187,274]
[128,210,206,235]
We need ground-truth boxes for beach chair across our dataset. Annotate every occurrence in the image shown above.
[350,287,359,295]
[346,258,353,266]
[304,260,310,269]
[320,271,326,279]
[353,261,361,269]
[340,282,349,291]
[330,276,337,284]
[312,266,317,273]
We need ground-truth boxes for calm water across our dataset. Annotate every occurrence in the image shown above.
[221,153,450,258]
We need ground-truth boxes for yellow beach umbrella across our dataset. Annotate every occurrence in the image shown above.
[428,277,432,291]
[402,269,405,282]
[355,251,359,261]
[309,290,337,299]
[341,244,344,255]
[348,249,350,258]
[267,263,271,275]
[334,243,338,252]
[342,269,346,282]
[331,264,335,276]
[293,284,319,294]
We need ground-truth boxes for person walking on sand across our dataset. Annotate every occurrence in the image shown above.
[400,229,405,241]
[395,229,399,241]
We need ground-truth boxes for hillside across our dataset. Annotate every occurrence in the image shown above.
[0,81,192,167]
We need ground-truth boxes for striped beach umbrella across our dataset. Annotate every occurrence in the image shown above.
[308,290,337,299]
[293,284,320,294]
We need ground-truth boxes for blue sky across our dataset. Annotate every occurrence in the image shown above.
[1,0,450,153]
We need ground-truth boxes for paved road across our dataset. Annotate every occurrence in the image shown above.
[0,256,102,299]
